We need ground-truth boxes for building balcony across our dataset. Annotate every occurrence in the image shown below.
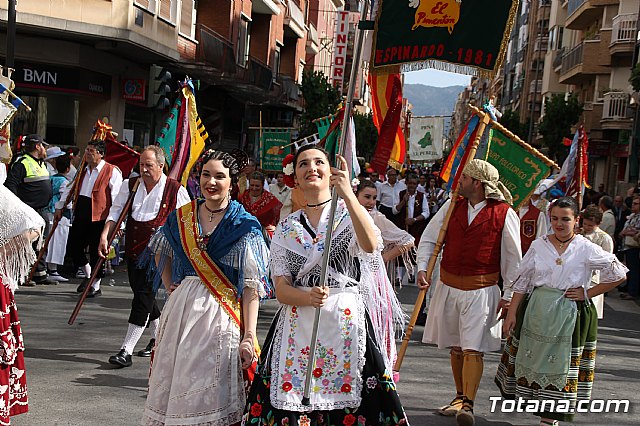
[601,91,633,130]
[559,33,611,84]
[534,37,549,52]
[196,24,236,74]
[306,23,319,54]
[565,0,617,30]
[610,13,637,56]
[252,0,281,15]
[529,80,543,93]
[284,0,305,38]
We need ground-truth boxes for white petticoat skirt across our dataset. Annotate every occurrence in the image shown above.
[423,281,502,353]
[142,276,245,426]
[45,216,70,265]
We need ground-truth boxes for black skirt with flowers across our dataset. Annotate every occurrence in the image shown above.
[241,311,408,426]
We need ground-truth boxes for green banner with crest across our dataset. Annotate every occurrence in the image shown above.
[484,128,551,209]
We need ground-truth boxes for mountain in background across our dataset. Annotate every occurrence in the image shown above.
[404,84,466,117]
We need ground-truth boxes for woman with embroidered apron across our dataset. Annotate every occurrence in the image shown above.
[142,150,271,426]
[242,145,408,425]
[0,184,45,424]
[495,197,628,426]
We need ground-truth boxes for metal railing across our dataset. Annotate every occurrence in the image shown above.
[196,24,236,74]
[530,80,543,93]
[611,13,638,44]
[602,91,629,120]
[561,43,583,74]
[534,37,549,52]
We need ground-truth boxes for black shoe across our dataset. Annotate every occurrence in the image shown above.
[137,339,155,357]
[34,277,57,285]
[86,288,102,298]
[76,278,89,293]
[108,349,132,367]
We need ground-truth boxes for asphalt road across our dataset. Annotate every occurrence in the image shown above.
[10,267,640,425]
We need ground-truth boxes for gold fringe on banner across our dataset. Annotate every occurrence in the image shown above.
[371,0,520,78]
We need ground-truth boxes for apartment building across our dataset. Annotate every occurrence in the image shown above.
[0,0,350,154]
[556,0,637,190]
[0,0,194,147]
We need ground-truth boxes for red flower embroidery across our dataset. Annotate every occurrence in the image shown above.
[313,368,323,378]
[344,308,351,315]
[292,306,297,313]
[341,383,352,393]
[250,403,262,417]
[343,414,356,426]
[282,382,293,392]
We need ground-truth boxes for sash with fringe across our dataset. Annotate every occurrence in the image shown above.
[176,201,242,329]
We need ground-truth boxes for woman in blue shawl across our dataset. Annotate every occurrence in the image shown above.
[142,150,271,426]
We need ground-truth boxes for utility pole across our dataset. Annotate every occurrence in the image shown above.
[6,0,17,69]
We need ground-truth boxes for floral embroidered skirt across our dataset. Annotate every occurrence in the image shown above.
[0,280,28,425]
[495,292,598,422]
[242,309,408,426]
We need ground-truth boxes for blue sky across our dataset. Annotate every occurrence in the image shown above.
[403,69,471,87]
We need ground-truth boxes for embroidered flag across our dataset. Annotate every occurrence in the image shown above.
[156,98,183,167]
[544,127,589,199]
[371,0,518,77]
[440,114,480,190]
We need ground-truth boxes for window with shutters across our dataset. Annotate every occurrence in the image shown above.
[236,15,251,68]
[134,0,156,14]
[273,44,281,82]
[179,0,196,39]
[158,0,177,24]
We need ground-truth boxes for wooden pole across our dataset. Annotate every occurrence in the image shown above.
[259,110,263,170]
[394,109,492,371]
[28,157,86,283]
[68,179,140,325]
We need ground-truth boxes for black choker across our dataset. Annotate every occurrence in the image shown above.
[203,202,227,222]
[555,234,575,249]
[307,199,331,209]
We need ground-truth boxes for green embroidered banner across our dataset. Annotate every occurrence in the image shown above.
[372,0,518,76]
[483,128,551,210]
[260,129,291,171]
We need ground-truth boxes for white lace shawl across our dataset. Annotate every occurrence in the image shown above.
[0,185,45,291]
[270,200,406,372]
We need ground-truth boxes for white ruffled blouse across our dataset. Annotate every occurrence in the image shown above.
[512,234,628,296]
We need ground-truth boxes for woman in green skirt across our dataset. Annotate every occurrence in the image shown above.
[495,197,627,425]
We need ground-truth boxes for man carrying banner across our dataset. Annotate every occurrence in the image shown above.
[518,193,548,255]
[55,138,123,297]
[416,159,522,426]
[99,146,190,367]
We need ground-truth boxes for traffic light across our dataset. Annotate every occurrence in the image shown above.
[148,65,172,109]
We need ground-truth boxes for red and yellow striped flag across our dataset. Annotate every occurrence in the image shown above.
[369,71,406,174]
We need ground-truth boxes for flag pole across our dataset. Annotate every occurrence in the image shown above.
[259,110,263,170]
[576,127,583,211]
[68,179,141,325]
[394,108,491,371]
[301,0,369,406]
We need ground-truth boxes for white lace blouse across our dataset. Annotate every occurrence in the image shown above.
[512,234,628,295]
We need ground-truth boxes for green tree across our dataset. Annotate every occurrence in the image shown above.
[353,111,378,161]
[537,93,583,162]
[500,109,527,140]
[299,70,341,137]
